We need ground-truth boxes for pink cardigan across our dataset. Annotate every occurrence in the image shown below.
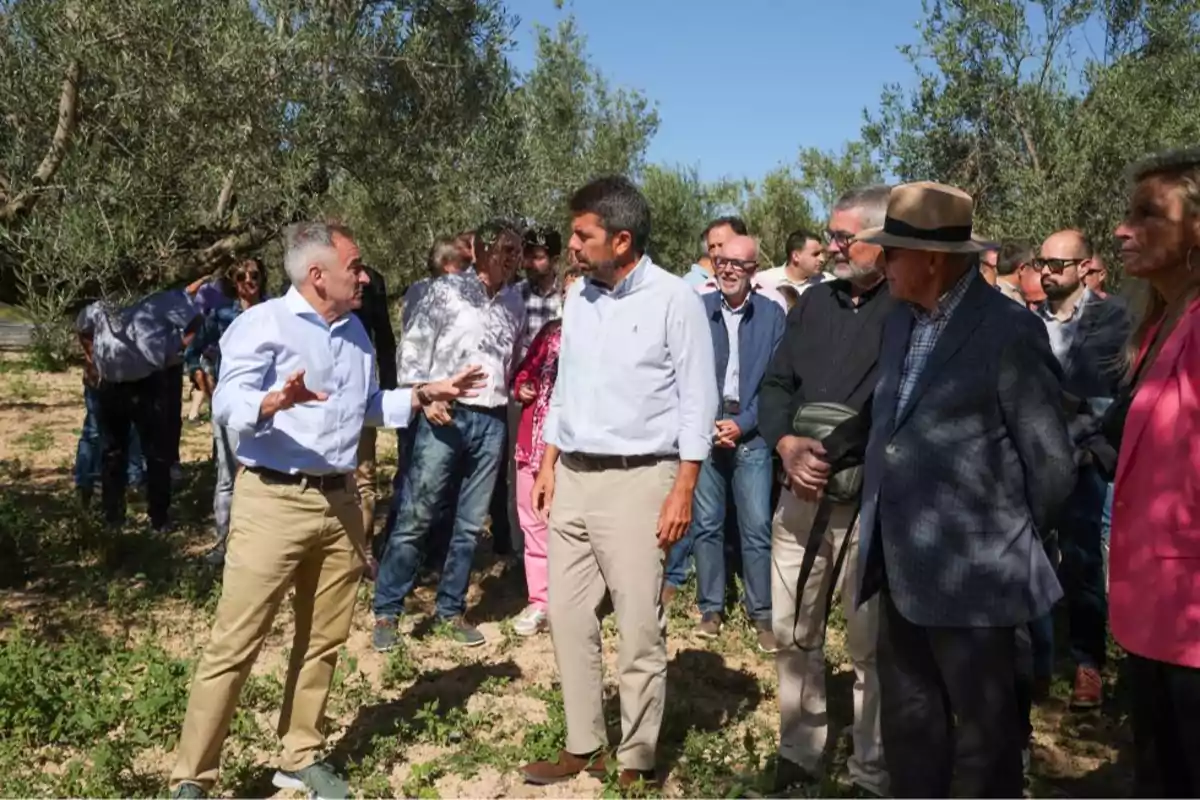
[1109,297,1200,668]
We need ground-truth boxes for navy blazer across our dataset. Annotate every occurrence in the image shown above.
[704,290,786,449]
[855,273,1076,627]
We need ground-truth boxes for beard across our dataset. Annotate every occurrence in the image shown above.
[830,257,880,282]
[1041,278,1080,300]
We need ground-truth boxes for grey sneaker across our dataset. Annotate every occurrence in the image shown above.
[696,612,722,639]
[442,616,486,647]
[170,782,207,799]
[272,761,349,800]
[372,617,400,652]
[755,622,780,654]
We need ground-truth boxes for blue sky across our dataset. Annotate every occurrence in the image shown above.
[505,0,928,184]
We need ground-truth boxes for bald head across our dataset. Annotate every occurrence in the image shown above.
[1040,229,1092,261]
[1038,229,1093,303]
[721,235,759,263]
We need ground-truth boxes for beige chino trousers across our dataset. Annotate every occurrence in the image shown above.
[170,469,366,790]
[355,426,378,542]
[547,455,677,771]
[770,490,888,796]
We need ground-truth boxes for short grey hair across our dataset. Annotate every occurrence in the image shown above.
[832,184,893,229]
[282,221,352,287]
[1127,146,1200,213]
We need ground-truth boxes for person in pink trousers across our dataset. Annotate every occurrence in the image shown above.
[510,263,580,636]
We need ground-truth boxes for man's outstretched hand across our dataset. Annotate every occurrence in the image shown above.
[260,369,328,421]
[422,365,487,403]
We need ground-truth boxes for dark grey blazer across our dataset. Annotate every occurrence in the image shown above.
[855,273,1075,627]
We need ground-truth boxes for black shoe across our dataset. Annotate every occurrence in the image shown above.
[772,756,817,794]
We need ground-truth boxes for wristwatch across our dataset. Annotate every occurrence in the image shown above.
[415,383,432,405]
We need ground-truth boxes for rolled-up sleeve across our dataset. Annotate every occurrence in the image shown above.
[363,350,414,430]
[668,287,718,461]
[212,312,274,435]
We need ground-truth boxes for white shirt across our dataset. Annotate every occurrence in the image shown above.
[213,288,414,475]
[758,266,834,295]
[720,299,747,403]
[397,270,525,408]
[544,256,718,462]
[696,275,789,314]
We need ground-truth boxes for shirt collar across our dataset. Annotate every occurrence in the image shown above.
[1036,287,1093,323]
[913,267,975,324]
[591,255,650,298]
[830,276,888,308]
[284,286,350,329]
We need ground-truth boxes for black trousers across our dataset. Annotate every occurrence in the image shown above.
[877,591,1024,798]
[1129,653,1200,797]
[164,362,184,466]
[94,370,174,527]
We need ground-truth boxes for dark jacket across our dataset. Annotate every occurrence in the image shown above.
[704,290,786,450]
[354,265,398,390]
[855,273,1075,627]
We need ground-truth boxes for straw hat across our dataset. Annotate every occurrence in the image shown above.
[856,181,987,254]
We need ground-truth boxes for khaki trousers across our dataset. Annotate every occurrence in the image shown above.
[355,426,378,543]
[547,455,676,771]
[170,470,366,790]
[770,491,888,795]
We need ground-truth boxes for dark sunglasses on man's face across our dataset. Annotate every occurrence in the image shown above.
[713,256,759,273]
[235,271,260,284]
[1032,257,1085,274]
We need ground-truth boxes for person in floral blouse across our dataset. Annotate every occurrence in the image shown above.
[510,261,581,635]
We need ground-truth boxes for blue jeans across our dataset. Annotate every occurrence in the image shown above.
[691,444,773,623]
[664,527,694,588]
[1058,464,1109,669]
[211,423,240,548]
[373,406,506,620]
[74,384,144,490]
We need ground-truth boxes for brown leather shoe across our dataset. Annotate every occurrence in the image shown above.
[1070,665,1103,709]
[617,768,660,791]
[521,749,607,785]
[660,584,678,608]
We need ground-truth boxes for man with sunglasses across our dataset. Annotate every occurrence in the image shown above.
[1033,229,1130,710]
[759,185,895,796]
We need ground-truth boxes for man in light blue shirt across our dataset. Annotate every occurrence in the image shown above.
[520,176,718,790]
[77,288,200,530]
[170,221,482,800]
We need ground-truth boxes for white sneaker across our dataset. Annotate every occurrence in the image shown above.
[512,605,548,636]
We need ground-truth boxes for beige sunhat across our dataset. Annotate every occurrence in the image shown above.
[856,181,988,254]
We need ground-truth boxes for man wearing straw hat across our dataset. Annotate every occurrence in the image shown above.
[832,182,1076,796]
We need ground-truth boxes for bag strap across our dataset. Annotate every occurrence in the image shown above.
[791,497,859,652]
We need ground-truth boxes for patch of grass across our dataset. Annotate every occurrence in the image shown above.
[520,685,568,764]
[15,423,54,452]
[3,373,42,403]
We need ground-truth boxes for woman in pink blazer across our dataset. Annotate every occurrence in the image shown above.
[1108,148,1200,798]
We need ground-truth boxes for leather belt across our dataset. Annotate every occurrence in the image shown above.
[248,466,351,492]
[563,452,669,471]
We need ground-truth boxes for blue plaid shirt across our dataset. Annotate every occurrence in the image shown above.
[895,268,976,416]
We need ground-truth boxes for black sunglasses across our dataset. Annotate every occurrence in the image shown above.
[1032,257,1085,274]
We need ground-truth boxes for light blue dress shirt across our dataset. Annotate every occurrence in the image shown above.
[76,290,199,383]
[682,263,711,287]
[720,299,747,404]
[543,256,718,462]
[213,288,414,475]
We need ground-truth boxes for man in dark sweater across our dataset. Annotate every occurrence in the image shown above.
[759,185,895,796]
[353,265,397,559]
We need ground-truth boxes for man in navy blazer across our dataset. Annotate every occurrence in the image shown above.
[687,235,786,649]
[792,183,1075,797]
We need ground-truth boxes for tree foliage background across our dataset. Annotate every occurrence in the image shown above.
[2,0,1198,358]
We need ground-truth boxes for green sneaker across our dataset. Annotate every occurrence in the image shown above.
[272,761,349,800]
[441,616,486,647]
[170,782,207,799]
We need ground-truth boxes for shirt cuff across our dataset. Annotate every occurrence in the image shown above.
[678,434,713,463]
[380,388,416,428]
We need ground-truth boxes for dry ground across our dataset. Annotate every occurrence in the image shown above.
[0,353,1134,798]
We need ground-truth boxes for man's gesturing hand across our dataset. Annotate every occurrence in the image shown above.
[422,365,487,402]
[260,369,328,420]
[778,435,831,502]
